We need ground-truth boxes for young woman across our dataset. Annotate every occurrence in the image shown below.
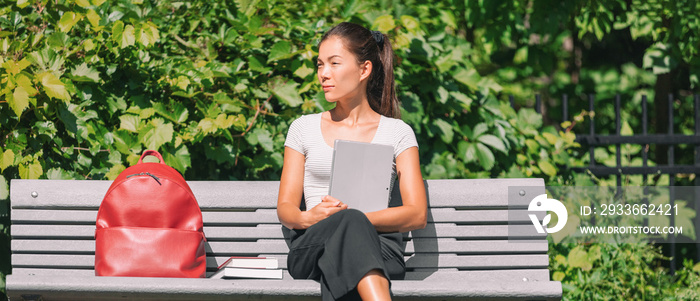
[277,22,427,301]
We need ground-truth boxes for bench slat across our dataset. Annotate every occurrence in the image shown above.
[12,239,548,255]
[11,208,540,226]
[5,273,561,301]
[11,179,544,209]
[11,224,544,240]
[11,210,282,225]
[8,268,552,282]
[12,253,550,270]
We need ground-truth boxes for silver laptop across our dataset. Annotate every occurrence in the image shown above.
[328,140,394,213]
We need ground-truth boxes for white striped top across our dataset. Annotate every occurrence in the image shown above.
[284,113,419,210]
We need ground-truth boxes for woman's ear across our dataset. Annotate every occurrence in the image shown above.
[359,60,372,82]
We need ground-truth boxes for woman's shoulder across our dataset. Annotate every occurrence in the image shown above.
[381,116,415,133]
[290,112,322,127]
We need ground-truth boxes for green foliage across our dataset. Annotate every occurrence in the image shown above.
[552,243,700,300]
[0,0,697,299]
[0,0,586,186]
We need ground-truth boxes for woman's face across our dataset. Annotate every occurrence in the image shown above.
[317,36,369,103]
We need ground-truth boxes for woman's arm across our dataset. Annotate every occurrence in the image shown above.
[277,147,348,229]
[364,146,427,232]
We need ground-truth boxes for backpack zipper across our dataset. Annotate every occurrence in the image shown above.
[126,172,162,185]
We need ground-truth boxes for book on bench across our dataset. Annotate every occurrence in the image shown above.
[216,256,279,269]
[210,257,282,279]
[211,267,283,279]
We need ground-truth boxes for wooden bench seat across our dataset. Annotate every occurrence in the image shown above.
[7,178,562,300]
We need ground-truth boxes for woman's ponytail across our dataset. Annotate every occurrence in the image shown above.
[375,32,399,119]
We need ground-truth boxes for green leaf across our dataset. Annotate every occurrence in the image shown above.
[139,119,174,151]
[465,143,478,163]
[113,130,140,155]
[105,164,126,180]
[642,43,674,74]
[71,63,100,82]
[17,0,30,8]
[47,32,69,50]
[473,123,488,138]
[552,271,565,282]
[436,87,448,104]
[1,149,16,171]
[214,114,237,129]
[162,145,191,174]
[136,22,159,47]
[450,91,473,108]
[475,143,495,170]
[235,0,262,17]
[2,59,31,75]
[75,0,91,7]
[112,20,124,39]
[119,115,141,132]
[153,101,188,123]
[517,109,543,130]
[27,49,65,72]
[478,77,503,93]
[567,246,592,271]
[513,46,528,64]
[541,132,558,145]
[113,21,135,48]
[538,160,557,177]
[19,161,43,179]
[247,56,271,73]
[246,128,274,152]
[433,119,453,143]
[268,40,292,62]
[293,64,314,79]
[0,175,8,200]
[452,68,481,90]
[620,120,634,136]
[198,118,217,134]
[46,168,76,180]
[373,15,396,32]
[269,77,303,107]
[477,135,507,153]
[400,15,420,32]
[37,72,71,101]
[58,12,83,32]
[10,86,30,116]
[121,24,136,48]
[86,9,101,27]
[16,73,37,94]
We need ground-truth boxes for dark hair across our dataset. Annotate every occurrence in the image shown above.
[320,22,400,118]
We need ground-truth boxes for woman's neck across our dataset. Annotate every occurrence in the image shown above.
[329,96,379,126]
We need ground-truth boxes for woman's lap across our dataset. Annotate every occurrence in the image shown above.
[285,209,405,300]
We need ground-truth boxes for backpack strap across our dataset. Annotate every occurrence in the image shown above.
[138,150,165,164]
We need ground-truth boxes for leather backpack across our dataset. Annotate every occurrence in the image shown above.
[95,150,206,278]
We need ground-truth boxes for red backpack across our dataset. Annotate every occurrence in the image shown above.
[95,150,206,278]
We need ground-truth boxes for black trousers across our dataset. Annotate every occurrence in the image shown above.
[285,209,405,301]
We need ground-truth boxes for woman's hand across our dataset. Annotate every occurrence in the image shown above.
[301,195,348,226]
